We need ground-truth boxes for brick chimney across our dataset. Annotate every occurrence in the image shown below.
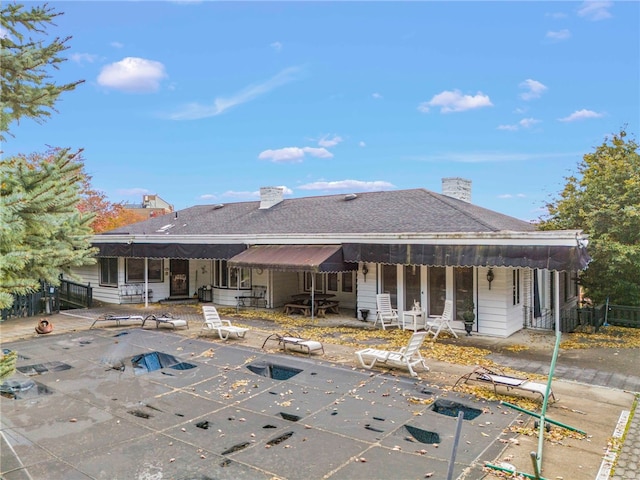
[442,177,472,203]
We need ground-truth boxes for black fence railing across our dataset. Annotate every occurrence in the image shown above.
[1,280,93,321]
[525,303,639,333]
[605,304,640,328]
[59,279,93,309]
[1,282,59,321]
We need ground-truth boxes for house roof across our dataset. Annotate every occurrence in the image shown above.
[104,188,535,236]
[96,188,590,271]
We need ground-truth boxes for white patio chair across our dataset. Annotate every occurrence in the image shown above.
[355,331,429,377]
[200,305,249,340]
[373,293,400,329]
[425,299,458,340]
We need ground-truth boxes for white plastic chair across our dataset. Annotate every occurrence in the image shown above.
[425,299,458,339]
[355,331,429,377]
[200,305,249,340]
[373,293,400,329]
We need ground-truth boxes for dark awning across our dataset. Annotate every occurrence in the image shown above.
[93,243,246,260]
[227,245,357,273]
[342,243,590,272]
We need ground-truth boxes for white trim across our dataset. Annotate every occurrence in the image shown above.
[93,230,586,247]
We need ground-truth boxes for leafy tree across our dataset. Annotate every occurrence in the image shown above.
[1,2,84,140]
[539,129,640,306]
[0,149,97,309]
[77,178,147,233]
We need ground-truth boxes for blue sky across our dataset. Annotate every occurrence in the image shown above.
[5,1,639,222]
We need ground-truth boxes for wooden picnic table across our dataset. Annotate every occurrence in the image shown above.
[285,294,339,317]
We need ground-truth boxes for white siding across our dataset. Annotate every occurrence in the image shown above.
[357,264,378,322]
[477,267,510,337]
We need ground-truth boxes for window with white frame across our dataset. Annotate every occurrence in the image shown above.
[512,269,521,305]
[100,258,118,286]
[212,260,251,289]
[342,271,353,292]
[125,259,164,283]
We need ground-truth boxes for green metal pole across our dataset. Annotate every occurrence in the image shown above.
[535,330,563,473]
[500,401,586,435]
[484,463,549,480]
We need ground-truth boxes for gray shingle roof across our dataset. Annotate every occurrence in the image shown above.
[105,188,535,236]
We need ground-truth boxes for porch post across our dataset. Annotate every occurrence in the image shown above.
[144,257,149,308]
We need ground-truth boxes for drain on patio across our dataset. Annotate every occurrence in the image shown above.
[131,352,197,375]
[266,431,294,446]
[431,399,482,420]
[279,412,301,422]
[221,442,250,455]
[246,361,302,380]
[17,361,72,376]
[404,424,440,444]
[0,379,53,399]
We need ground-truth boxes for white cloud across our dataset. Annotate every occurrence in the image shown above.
[200,194,217,200]
[70,52,98,64]
[270,41,283,52]
[219,186,293,199]
[519,79,547,100]
[558,109,604,122]
[110,41,124,48]
[498,117,541,131]
[418,89,493,113]
[372,92,383,99]
[0,26,10,39]
[97,57,167,93]
[169,66,303,120]
[577,1,613,21]
[359,141,366,147]
[298,180,395,191]
[318,135,343,148]
[546,29,571,41]
[498,193,527,199]
[258,146,333,163]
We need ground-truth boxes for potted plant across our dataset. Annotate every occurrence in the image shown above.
[461,298,475,336]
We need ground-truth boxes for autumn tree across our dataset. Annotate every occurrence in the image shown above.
[78,178,146,233]
[0,149,97,309]
[539,129,640,306]
[1,3,83,140]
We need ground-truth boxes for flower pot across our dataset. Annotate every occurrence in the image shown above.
[464,321,474,336]
[35,319,53,334]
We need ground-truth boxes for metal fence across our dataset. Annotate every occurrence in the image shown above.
[525,303,640,333]
[1,280,93,321]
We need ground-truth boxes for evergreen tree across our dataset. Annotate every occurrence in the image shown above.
[0,149,97,309]
[539,129,640,306]
[1,3,84,140]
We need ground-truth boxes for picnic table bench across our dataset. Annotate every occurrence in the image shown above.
[90,313,145,329]
[284,303,312,316]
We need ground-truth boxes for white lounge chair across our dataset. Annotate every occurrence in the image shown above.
[200,305,249,340]
[355,331,429,377]
[425,299,458,339]
[453,365,556,403]
[373,293,400,330]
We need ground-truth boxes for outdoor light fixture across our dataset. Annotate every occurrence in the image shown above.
[486,268,495,290]
[362,263,369,282]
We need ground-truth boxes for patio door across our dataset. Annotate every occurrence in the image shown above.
[170,259,189,297]
[404,265,421,310]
